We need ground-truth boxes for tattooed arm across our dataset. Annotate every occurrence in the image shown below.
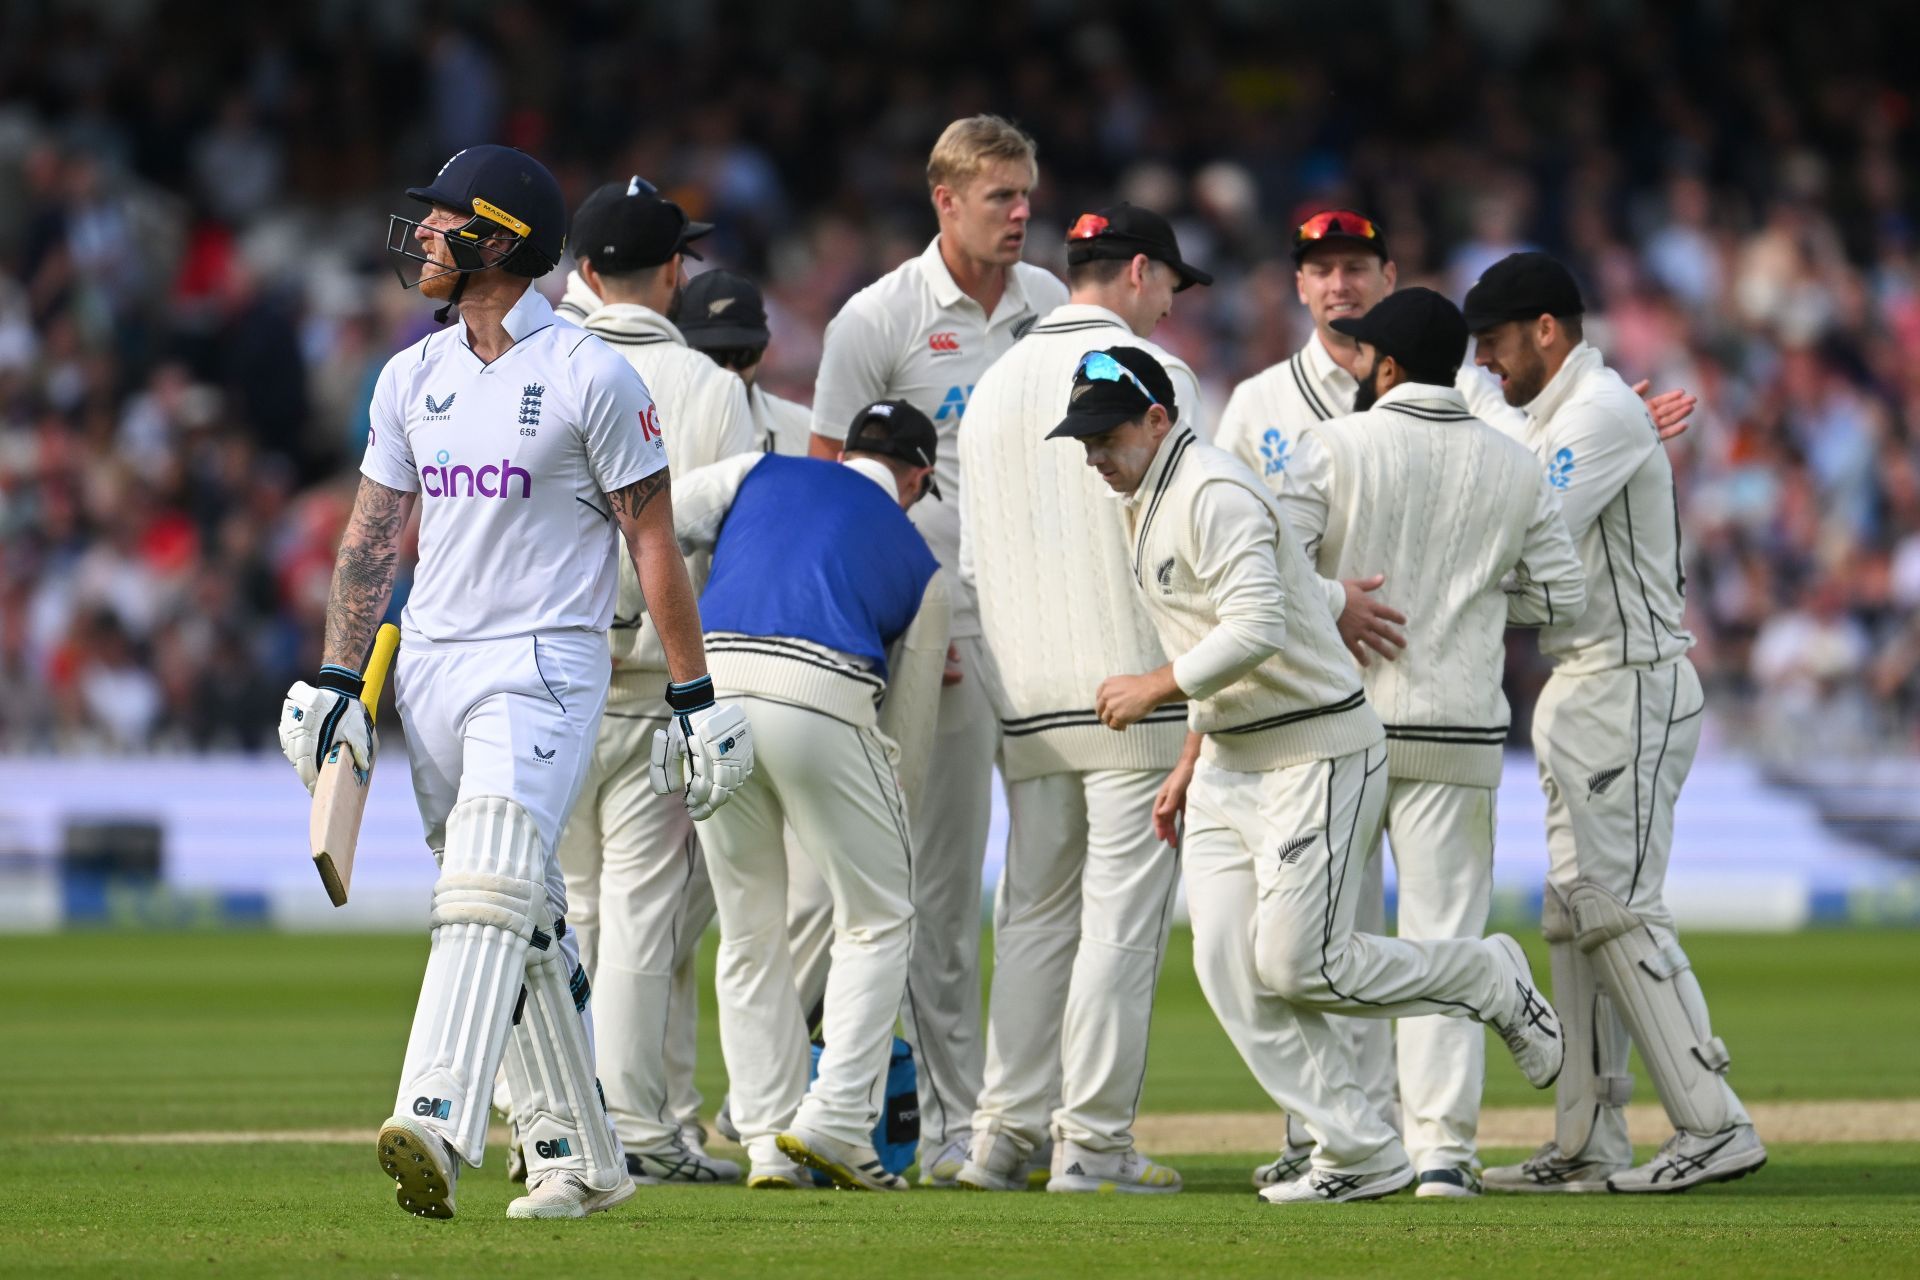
[322,477,415,667]
[610,470,709,684]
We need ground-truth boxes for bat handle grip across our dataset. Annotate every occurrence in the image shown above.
[361,623,401,726]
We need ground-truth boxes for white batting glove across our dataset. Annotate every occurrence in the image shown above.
[278,665,375,795]
[648,677,754,819]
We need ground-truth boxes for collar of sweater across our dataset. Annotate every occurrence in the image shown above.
[1124,423,1199,514]
[1369,380,1472,420]
[1029,302,1132,335]
[1523,340,1601,426]
[1302,329,1360,405]
[556,269,686,346]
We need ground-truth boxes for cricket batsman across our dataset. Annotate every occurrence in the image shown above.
[276,145,752,1220]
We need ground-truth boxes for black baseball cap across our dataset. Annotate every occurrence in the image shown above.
[676,269,770,350]
[1047,346,1179,439]
[1065,204,1212,291]
[405,144,566,275]
[570,176,713,273]
[845,400,941,499]
[1292,208,1389,265]
[1329,287,1468,385]
[1462,251,1585,332]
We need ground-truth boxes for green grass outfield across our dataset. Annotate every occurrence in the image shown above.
[1,929,1915,1277]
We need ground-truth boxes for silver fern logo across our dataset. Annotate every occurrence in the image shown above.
[1586,765,1625,799]
[1155,557,1176,594]
[1278,834,1317,865]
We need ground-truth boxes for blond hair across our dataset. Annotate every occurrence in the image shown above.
[926,115,1038,195]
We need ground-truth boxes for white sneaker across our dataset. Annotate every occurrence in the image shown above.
[1047,1140,1181,1195]
[917,1135,970,1188]
[743,1136,810,1189]
[1258,1163,1413,1204]
[1482,1142,1623,1193]
[627,1135,741,1184]
[956,1131,1029,1192]
[507,1170,637,1219]
[1252,1143,1313,1188]
[1607,1125,1767,1194]
[1486,934,1565,1088]
[377,1116,460,1220]
[777,1125,908,1191]
[1414,1166,1482,1198]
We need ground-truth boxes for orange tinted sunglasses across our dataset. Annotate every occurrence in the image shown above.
[1295,210,1379,244]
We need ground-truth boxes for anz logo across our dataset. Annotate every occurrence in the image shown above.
[1548,446,1576,491]
[1259,428,1290,477]
[935,385,973,423]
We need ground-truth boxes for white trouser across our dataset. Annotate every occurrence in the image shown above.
[554,694,714,1154]
[392,630,610,1166]
[1188,743,1509,1173]
[1384,778,1495,1173]
[787,833,834,1025]
[972,769,1178,1155]
[1535,659,1746,1154]
[701,694,916,1149]
[1288,848,1396,1153]
[900,633,998,1157]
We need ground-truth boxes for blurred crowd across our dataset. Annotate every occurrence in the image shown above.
[3,0,1919,759]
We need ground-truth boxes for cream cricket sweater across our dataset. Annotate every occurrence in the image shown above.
[958,303,1202,781]
[559,272,758,707]
[1123,426,1383,773]
[1275,383,1588,786]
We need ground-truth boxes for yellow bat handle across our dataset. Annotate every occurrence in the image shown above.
[361,624,400,726]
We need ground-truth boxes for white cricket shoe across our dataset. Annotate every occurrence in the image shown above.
[917,1134,970,1187]
[743,1136,810,1189]
[1047,1140,1181,1195]
[956,1131,1029,1191]
[777,1125,909,1191]
[1258,1163,1413,1204]
[1251,1142,1313,1188]
[1482,1142,1623,1193]
[1486,934,1565,1088]
[627,1134,741,1184]
[1414,1166,1482,1198]
[1607,1125,1767,1194]
[377,1116,460,1220]
[507,1169,637,1219]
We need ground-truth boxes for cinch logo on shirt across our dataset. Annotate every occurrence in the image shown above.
[929,331,960,354]
[420,448,533,498]
[935,384,973,422]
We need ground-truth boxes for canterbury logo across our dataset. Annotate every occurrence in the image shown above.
[928,332,959,352]
[1586,766,1625,799]
[707,297,737,316]
[425,392,456,415]
[1278,834,1316,864]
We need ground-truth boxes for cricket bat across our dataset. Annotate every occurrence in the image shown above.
[308,623,400,907]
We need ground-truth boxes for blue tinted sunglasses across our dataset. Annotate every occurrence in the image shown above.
[1076,351,1160,406]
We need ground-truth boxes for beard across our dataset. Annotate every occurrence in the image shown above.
[1352,361,1386,413]
[1500,347,1550,406]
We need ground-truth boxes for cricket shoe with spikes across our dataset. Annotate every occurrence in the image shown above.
[1251,1142,1314,1188]
[956,1131,1030,1191]
[1047,1140,1182,1195]
[507,1169,638,1219]
[917,1134,970,1187]
[743,1137,810,1189]
[1258,1163,1414,1205]
[1414,1165,1483,1198]
[777,1125,909,1191]
[1482,1142,1623,1193]
[377,1115,460,1220]
[627,1133,741,1183]
[1607,1125,1767,1194]
[1486,934,1565,1088]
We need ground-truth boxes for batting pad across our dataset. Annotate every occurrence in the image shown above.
[1541,885,1633,1158]
[1569,881,1741,1136]
[505,908,627,1191]
[396,795,542,1166]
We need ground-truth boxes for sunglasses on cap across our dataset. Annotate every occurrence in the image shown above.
[1076,351,1160,407]
[1068,212,1111,241]
[1295,209,1380,245]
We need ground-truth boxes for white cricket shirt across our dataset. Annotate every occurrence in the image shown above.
[360,286,668,642]
[812,235,1068,636]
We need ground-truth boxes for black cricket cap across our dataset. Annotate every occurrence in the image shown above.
[677,269,770,350]
[1047,346,1179,439]
[1462,251,1585,332]
[1292,207,1389,266]
[1329,287,1468,385]
[845,400,942,499]
[570,176,713,274]
[406,144,566,275]
[1065,204,1212,291]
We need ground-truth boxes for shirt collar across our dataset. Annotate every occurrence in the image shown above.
[1302,329,1360,403]
[1372,381,1470,415]
[1525,340,1602,425]
[1123,424,1198,512]
[456,283,555,348]
[917,235,1034,323]
[1037,302,1131,332]
[843,457,901,502]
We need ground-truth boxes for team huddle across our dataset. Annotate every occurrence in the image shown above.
[275,115,1767,1219]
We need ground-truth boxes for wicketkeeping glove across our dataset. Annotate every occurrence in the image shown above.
[278,664,376,795]
[649,675,754,819]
